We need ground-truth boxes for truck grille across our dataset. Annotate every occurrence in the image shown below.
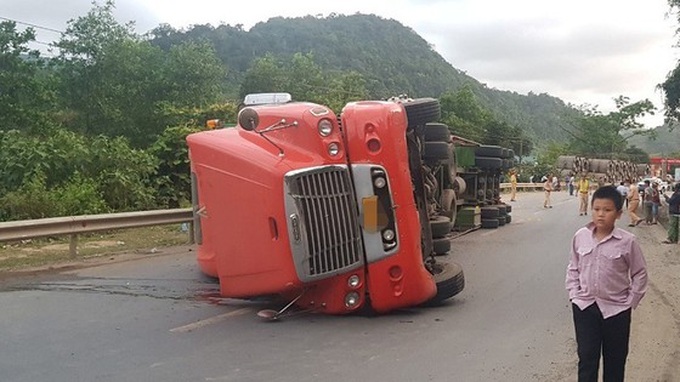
[286,166,363,278]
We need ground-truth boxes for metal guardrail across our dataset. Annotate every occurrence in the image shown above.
[0,208,193,257]
[500,182,545,191]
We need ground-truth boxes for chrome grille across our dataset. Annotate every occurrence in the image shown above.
[286,166,363,278]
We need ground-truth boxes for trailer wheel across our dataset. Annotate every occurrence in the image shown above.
[402,98,441,128]
[475,145,503,158]
[440,188,457,226]
[475,156,502,170]
[430,215,452,238]
[497,215,506,226]
[424,122,451,142]
[423,261,465,306]
[432,237,451,255]
[423,142,451,163]
[481,218,500,229]
[480,206,499,219]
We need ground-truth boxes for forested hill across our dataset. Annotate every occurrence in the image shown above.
[150,13,578,144]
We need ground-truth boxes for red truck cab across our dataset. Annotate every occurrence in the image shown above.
[187,94,464,315]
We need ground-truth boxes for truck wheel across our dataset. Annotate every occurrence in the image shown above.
[475,156,502,170]
[505,214,512,224]
[496,204,507,215]
[432,237,451,255]
[423,142,451,162]
[440,188,457,226]
[423,261,465,305]
[475,145,503,158]
[503,203,512,213]
[481,218,500,229]
[430,215,452,238]
[497,215,506,226]
[402,98,441,128]
[480,206,499,219]
[424,122,451,142]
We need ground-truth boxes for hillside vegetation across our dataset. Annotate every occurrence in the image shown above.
[0,1,661,221]
[149,14,580,144]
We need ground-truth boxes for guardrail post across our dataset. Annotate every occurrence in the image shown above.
[69,234,78,257]
[188,222,195,244]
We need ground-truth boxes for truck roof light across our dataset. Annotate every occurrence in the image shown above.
[243,92,292,106]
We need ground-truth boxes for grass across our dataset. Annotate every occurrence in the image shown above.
[0,224,191,272]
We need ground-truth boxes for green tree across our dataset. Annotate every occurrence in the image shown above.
[54,0,227,147]
[567,96,655,158]
[0,21,55,132]
[239,52,368,112]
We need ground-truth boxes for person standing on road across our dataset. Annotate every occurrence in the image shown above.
[616,181,628,209]
[662,183,680,244]
[544,174,553,208]
[568,174,575,196]
[651,182,661,225]
[642,180,654,225]
[627,179,642,227]
[566,185,648,382]
[577,174,590,216]
[509,169,518,202]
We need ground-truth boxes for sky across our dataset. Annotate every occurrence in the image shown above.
[3,0,680,128]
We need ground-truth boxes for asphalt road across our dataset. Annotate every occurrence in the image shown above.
[0,191,593,382]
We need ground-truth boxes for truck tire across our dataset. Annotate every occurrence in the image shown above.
[480,206,499,219]
[503,203,512,213]
[474,156,502,170]
[423,142,451,162]
[505,214,512,224]
[430,215,452,238]
[481,218,500,229]
[424,122,451,142]
[432,237,451,255]
[423,261,465,305]
[440,188,457,226]
[497,215,506,226]
[496,204,507,216]
[403,98,441,128]
[475,145,503,158]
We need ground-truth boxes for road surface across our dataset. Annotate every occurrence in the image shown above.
[0,191,678,381]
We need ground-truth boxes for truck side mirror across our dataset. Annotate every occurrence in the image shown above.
[238,107,260,131]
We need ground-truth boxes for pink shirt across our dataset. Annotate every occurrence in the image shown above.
[565,223,648,318]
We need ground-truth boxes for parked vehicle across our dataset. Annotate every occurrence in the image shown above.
[186,94,466,316]
[638,178,668,193]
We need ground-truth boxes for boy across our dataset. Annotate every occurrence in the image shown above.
[565,185,648,382]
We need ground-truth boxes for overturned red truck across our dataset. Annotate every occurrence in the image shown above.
[186,94,464,316]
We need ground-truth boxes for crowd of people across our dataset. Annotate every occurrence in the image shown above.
[509,169,680,246]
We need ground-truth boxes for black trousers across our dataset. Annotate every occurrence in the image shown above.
[572,303,631,382]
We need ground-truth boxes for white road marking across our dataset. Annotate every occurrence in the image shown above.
[170,307,252,333]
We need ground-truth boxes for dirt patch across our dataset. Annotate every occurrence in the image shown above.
[626,221,680,381]
[0,225,189,271]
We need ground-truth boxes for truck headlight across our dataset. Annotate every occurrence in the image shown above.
[345,292,360,308]
[373,176,386,188]
[382,229,395,241]
[328,142,340,156]
[318,119,333,137]
[347,275,360,288]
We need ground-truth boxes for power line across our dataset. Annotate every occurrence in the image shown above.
[0,15,64,34]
